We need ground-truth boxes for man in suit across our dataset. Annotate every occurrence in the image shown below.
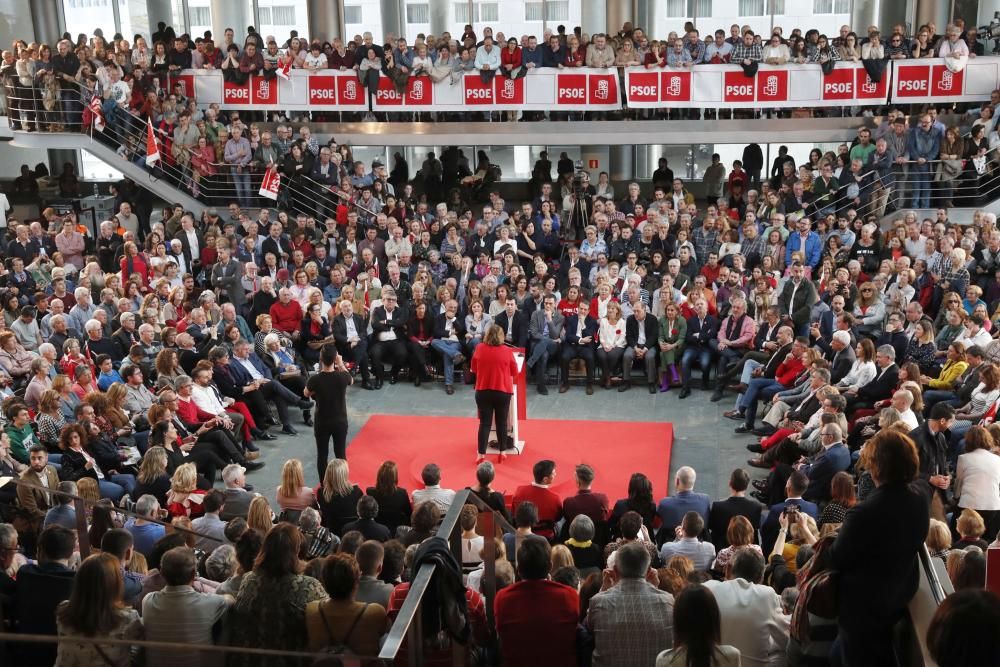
[623,302,660,393]
[494,295,529,349]
[728,306,783,384]
[827,330,856,384]
[800,423,851,502]
[559,300,597,395]
[512,459,564,541]
[369,288,408,389]
[527,294,564,395]
[679,297,719,398]
[561,463,609,531]
[209,345,276,434]
[260,221,292,264]
[845,344,899,413]
[876,312,909,365]
[655,466,711,545]
[342,497,391,542]
[777,261,818,335]
[708,468,763,553]
[17,445,60,532]
[829,430,929,666]
[211,245,246,310]
[220,463,260,521]
[759,471,819,555]
[909,402,956,505]
[811,294,850,355]
[174,214,204,279]
[332,299,372,390]
[230,338,311,434]
[431,299,467,395]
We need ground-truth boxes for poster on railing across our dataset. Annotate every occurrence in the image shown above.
[623,62,890,109]
[890,57,1000,103]
[172,69,370,110]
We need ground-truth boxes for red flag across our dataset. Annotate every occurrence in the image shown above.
[259,165,280,200]
[89,95,105,132]
[276,57,291,81]
[145,118,160,166]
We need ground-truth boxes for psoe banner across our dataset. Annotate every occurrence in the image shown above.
[623,62,890,108]
[181,69,369,110]
[891,57,1000,103]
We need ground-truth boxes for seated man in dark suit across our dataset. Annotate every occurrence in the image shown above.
[708,468,763,553]
[229,337,312,434]
[209,345,277,435]
[527,295,564,395]
[342,496,391,542]
[331,298,373,389]
[369,288,409,389]
[758,471,819,555]
[826,330,857,384]
[559,300,598,395]
[11,525,77,665]
[800,423,851,502]
[220,463,260,521]
[844,343,899,414]
[494,295,529,349]
[623,302,660,394]
[679,298,719,398]
[655,466,711,546]
[875,312,909,365]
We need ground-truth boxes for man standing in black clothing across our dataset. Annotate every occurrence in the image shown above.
[707,469,762,553]
[651,158,674,191]
[304,344,352,481]
[50,40,81,130]
[741,143,764,187]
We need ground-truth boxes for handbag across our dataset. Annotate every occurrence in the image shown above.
[790,535,839,642]
[820,58,835,75]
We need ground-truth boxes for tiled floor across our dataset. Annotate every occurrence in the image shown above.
[249,380,754,505]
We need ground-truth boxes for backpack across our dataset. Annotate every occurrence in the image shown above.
[312,603,369,666]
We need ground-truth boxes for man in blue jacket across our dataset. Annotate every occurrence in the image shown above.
[559,301,598,395]
[907,112,942,209]
[784,215,821,269]
[655,466,711,546]
[801,423,851,502]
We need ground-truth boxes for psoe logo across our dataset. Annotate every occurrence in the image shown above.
[409,79,426,102]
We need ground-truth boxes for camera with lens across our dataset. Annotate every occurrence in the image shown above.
[979,11,1000,54]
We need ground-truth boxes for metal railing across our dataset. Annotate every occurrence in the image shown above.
[378,488,515,664]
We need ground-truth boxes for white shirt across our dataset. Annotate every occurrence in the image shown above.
[235,357,264,381]
[703,578,789,667]
[899,408,919,431]
[378,308,399,342]
[956,448,1000,511]
[636,317,647,346]
[185,229,200,257]
[190,384,227,415]
[344,316,359,341]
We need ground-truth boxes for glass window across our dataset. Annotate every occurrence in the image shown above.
[258,1,307,37]
[813,0,848,13]
[477,1,498,22]
[119,0,186,42]
[454,1,470,24]
[524,1,543,22]
[666,0,686,18]
[406,3,429,23]
[343,4,362,24]
[739,0,765,16]
[689,0,712,18]
[546,1,569,20]
[453,1,496,24]
[62,0,115,36]
[770,0,785,13]
[189,6,212,32]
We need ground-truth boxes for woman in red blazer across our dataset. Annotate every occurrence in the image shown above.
[470,325,519,463]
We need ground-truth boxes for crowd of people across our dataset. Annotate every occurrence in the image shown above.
[0,11,998,667]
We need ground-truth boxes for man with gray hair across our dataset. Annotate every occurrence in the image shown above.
[69,287,98,333]
[705,548,789,666]
[801,421,850,502]
[845,343,899,413]
[124,495,166,557]
[220,463,259,521]
[655,465,711,541]
[585,541,674,666]
[299,506,338,558]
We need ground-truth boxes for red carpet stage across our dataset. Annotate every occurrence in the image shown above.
[347,415,674,502]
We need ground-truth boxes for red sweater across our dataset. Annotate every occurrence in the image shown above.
[501,47,522,68]
[494,579,579,667]
[775,356,806,387]
[512,484,563,540]
[470,344,518,393]
[269,299,303,333]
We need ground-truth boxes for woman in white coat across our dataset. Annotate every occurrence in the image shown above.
[954,425,1000,541]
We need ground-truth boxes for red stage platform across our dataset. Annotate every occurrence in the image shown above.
[346,415,674,502]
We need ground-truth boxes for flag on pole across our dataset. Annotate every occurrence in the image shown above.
[276,57,291,81]
[89,95,105,132]
[145,118,160,166]
[259,165,280,200]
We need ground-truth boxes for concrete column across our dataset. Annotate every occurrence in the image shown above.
[852,0,911,34]
[307,0,343,42]
[635,0,664,35]
[145,0,175,34]
[428,0,449,38]
[379,0,403,43]
[30,0,64,45]
[915,0,950,33]
[580,0,606,37]
[606,0,635,37]
[610,144,634,182]
[211,0,253,44]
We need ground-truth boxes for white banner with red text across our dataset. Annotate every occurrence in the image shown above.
[889,57,1000,103]
[165,67,622,111]
[623,61,891,109]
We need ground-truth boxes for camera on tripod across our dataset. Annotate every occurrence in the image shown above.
[572,160,587,196]
[979,11,1000,55]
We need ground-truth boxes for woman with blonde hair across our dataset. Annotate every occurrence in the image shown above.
[316,458,363,536]
[36,388,68,449]
[166,462,204,519]
[597,301,628,389]
[276,458,317,514]
[853,281,886,338]
[247,495,275,535]
[926,518,952,561]
[133,446,170,507]
[550,544,575,575]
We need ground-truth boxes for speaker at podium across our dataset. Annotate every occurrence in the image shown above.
[487,348,527,455]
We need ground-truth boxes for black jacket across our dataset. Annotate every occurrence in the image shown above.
[857,363,899,403]
[909,422,950,502]
[370,305,408,341]
[433,313,467,341]
[332,313,368,346]
[412,537,470,643]
[493,310,528,348]
[625,314,659,348]
[708,496,763,553]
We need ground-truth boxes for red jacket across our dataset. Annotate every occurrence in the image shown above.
[501,47,522,68]
[176,396,218,426]
[494,580,579,667]
[269,299,303,333]
[512,484,563,540]
[470,343,518,394]
[775,355,806,387]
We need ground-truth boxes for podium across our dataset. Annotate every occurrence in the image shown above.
[486,348,527,455]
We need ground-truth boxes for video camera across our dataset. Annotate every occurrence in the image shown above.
[571,160,588,197]
[979,11,1000,55]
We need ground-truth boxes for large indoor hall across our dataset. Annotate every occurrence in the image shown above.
[1,0,1000,665]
